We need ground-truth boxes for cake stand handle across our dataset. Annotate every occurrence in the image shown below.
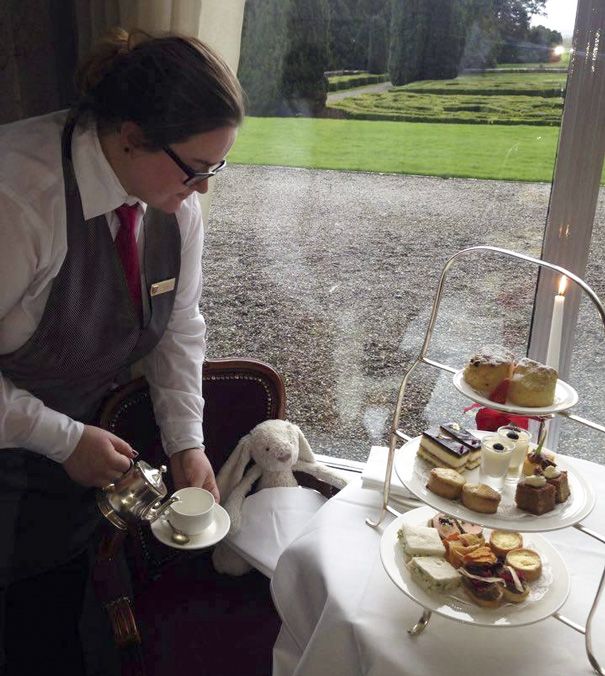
[586,553,605,675]
[553,524,605,676]
[408,609,432,636]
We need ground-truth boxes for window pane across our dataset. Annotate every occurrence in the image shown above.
[562,178,605,462]
[206,0,598,463]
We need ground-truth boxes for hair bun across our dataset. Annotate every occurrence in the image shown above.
[76,27,143,95]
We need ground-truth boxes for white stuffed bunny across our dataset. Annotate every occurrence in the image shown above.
[212,419,349,575]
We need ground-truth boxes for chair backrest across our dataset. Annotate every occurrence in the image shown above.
[98,357,286,580]
[100,358,286,477]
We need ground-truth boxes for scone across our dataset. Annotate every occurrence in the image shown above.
[426,468,466,499]
[463,346,514,396]
[489,530,523,559]
[508,358,558,408]
[461,483,501,514]
[505,548,542,582]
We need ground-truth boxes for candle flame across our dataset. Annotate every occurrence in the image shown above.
[558,275,568,296]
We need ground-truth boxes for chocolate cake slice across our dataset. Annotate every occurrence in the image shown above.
[515,478,556,515]
[440,423,481,451]
[418,428,470,470]
[440,422,482,469]
[545,469,571,503]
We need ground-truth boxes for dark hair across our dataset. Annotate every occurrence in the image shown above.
[73,28,244,149]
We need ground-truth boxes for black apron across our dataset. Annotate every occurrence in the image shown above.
[0,116,182,582]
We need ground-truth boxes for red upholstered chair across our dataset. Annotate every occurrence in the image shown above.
[93,358,289,676]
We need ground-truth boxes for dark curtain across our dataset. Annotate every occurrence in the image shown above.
[0,0,79,124]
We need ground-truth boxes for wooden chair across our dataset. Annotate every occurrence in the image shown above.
[92,358,288,676]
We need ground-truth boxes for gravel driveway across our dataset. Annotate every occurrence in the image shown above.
[206,165,605,464]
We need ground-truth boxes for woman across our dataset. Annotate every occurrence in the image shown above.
[0,28,244,674]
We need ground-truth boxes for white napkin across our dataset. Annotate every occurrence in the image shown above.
[361,445,414,499]
[226,486,327,577]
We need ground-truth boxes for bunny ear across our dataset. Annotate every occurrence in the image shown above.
[216,433,253,499]
[293,424,315,463]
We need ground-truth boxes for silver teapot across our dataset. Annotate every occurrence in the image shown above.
[96,460,179,530]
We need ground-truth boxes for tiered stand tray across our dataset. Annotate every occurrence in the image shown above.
[366,246,605,675]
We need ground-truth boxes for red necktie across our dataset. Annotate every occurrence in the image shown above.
[114,203,142,317]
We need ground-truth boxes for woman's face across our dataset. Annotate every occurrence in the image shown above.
[122,124,238,213]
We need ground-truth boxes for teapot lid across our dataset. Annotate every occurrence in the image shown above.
[138,460,167,489]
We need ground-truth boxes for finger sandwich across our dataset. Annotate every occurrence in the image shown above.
[397,524,446,558]
[408,556,461,593]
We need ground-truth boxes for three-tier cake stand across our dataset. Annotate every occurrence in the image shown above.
[367,246,605,675]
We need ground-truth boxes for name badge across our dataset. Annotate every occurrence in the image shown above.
[150,278,176,297]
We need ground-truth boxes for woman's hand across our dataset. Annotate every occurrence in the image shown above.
[62,424,137,487]
[169,448,220,502]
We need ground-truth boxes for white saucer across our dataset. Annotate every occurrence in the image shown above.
[150,503,231,550]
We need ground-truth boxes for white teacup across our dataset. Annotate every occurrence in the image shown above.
[168,487,215,536]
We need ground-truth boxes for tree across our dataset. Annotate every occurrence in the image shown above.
[238,0,330,116]
[388,0,468,85]
[326,0,391,71]
[368,14,389,74]
[237,0,290,115]
[524,25,563,63]
[489,0,548,62]
[282,0,331,115]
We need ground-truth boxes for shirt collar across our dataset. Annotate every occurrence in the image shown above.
[71,122,146,220]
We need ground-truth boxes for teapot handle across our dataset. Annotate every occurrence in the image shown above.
[146,495,180,523]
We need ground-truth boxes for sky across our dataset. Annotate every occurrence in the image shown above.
[530,0,578,39]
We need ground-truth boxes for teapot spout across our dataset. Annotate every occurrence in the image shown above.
[146,495,180,523]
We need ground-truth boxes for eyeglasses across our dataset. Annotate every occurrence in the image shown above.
[163,146,227,187]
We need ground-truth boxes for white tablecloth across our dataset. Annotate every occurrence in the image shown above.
[271,456,605,676]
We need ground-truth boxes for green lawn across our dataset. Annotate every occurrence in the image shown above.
[230,116,564,182]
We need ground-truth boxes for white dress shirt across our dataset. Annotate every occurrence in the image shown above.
[0,110,206,462]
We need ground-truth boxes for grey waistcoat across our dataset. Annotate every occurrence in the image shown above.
[0,117,181,581]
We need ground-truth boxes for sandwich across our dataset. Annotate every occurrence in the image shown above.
[459,546,504,607]
[498,565,530,604]
[397,524,445,558]
[408,556,461,594]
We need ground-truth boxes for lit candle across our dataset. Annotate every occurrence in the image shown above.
[546,275,567,370]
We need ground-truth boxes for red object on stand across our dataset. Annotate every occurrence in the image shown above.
[464,378,530,432]
[475,407,529,432]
